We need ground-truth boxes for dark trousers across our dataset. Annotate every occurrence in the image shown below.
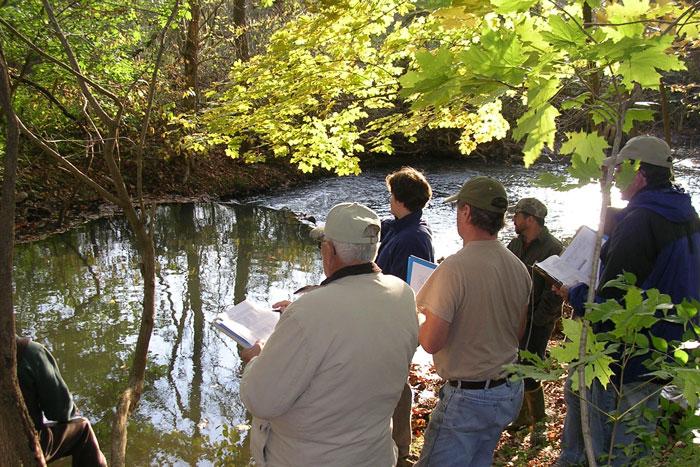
[520,319,555,391]
[40,417,107,466]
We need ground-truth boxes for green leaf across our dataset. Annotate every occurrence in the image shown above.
[614,160,639,192]
[674,368,700,408]
[676,299,699,322]
[534,172,578,191]
[651,336,668,352]
[559,131,609,166]
[513,104,559,167]
[674,349,689,365]
[490,0,538,14]
[561,93,590,111]
[527,78,561,109]
[619,35,686,89]
[623,108,656,133]
[542,15,588,49]
[568,152,603,184]
[624,287,644,311]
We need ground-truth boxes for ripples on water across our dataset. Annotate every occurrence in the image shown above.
[13,157,699,465]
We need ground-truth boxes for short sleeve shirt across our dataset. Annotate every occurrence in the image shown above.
[416,240,531,381]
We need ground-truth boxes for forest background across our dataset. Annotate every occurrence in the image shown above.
[1,0,700,465]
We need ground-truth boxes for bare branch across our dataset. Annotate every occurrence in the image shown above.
[137,0,180,216]
[42,0,119,127]
[10,73,84,125]
[17,117,122,206]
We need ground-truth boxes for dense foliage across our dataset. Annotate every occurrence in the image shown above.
[201,0,699,179]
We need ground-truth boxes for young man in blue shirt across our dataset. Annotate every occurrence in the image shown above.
[376,166,434,464]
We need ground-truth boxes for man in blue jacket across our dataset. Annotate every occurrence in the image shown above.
[376,166,434,282]
[557,136,700,466]
[376,166,434,464]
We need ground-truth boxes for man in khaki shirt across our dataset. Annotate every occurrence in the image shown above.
[240,202,419,467]
[415,177,531,467]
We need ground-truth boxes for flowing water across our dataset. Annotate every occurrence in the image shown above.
[14,157,700,465]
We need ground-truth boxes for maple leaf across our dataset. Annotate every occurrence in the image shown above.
[619,36,686,89]
[513,104,559,167]
[559,131,609,165]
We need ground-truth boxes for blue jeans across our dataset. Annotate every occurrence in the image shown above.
[416,380,523,467]
[558,377,661,466]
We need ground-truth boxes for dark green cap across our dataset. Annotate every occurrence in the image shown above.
[444,176,508,214]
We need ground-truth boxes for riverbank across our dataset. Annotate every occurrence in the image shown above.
[13,142,523,243]
[14,151,315,243]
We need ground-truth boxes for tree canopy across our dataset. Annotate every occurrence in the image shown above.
[201,0,698,179]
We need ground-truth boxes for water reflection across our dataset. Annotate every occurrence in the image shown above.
[248,158,700,259]
[14,203,324,465]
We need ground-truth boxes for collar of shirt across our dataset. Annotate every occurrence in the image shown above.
[320,262,381,286]
[386,209,424,233]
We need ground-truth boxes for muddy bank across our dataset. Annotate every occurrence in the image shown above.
[14,150,320,243]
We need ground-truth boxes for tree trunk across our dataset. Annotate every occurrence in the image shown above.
[110,215,157,466]
[233,0,249,61]
[659,79,672,144]
[0,42,46,467]
[183,0,200,110]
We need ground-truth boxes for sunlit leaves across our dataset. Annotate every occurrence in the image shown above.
[400,48,457,108]
[559,131,609,184]
[205,0,426,174]
[623,107,656,133]
[606,0,649,41]
[542,15,588,50]
[203,0,693,175]
[674,368,700,408]
[560,131,609,165]
[619,35,686,89]
[550,318,615,390]
[512,104,559,167]
[490,0,538,14]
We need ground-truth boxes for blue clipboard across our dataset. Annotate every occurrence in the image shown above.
[406,255,438,292]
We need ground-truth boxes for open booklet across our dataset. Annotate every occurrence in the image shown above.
[213,300,280,348]
[406,255,438,293]
[534,225,605,288]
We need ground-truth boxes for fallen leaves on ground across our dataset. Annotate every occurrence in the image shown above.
[407,360,567,466]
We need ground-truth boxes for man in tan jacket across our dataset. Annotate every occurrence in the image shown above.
[240,202,419,467]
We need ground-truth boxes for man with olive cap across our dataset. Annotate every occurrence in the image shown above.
[240,202,419,467]
[507,198,563,434]
[415,177,531,467]
[556,136,700,465]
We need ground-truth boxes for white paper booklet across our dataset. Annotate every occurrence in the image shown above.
[406,255,438,293]
[213,300,279,348]
[534,226,603,288]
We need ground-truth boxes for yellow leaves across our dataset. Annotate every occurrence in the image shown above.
[432,7,482,31]
[430,100,509,156]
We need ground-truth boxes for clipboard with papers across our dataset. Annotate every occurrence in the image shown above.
[406,255,438,293]
[213,299,280,348]
[533,225,606,288]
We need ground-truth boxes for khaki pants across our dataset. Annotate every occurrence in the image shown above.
[392,383,413,457]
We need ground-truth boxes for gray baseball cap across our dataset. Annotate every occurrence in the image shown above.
[309,202,380,244]
[603,135,673,168]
